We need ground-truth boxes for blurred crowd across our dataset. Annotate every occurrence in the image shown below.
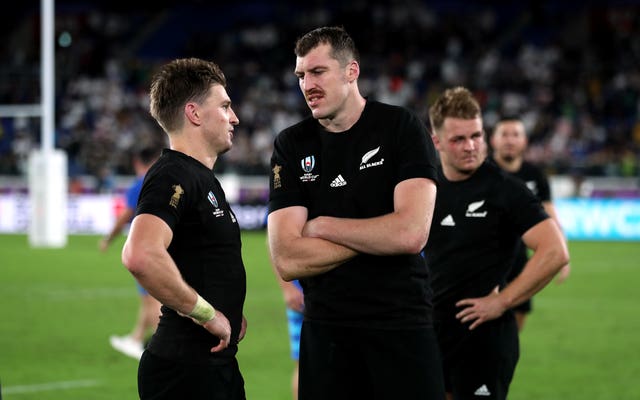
[1,1,638,191]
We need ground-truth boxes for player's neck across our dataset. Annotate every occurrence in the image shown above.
[442,164,478,182]
[319,92,366,133]
[170,136,217,170]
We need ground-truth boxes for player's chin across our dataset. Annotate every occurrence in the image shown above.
[311,107,330,120]
[219,142,232,155]
[459,159,481,171]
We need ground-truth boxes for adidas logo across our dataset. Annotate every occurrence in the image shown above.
[440,214,455,226]
[330,174,347,187]
[474,384,491,397]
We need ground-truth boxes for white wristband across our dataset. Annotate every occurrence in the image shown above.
[188,294,216,324]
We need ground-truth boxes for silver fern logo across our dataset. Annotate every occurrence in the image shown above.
[359,146,384,170]
[361,147,380,164]
[465,200,487,217]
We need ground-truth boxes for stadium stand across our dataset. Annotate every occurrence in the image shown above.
[1,1,638,191]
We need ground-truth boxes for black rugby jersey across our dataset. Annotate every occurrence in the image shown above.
[136,149,246,361]
[509,161,552,203]
[423,161,548,321]
[269,100,438,329]
[491,158,552,279]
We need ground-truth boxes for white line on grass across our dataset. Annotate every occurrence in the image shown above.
[3,379,101,394]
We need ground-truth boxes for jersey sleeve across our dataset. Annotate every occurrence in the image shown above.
[268,131,305,213]
[135,167,190,232]
[394,109,439,185]
[504,175,549,236]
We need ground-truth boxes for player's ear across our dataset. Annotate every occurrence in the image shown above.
[185,102,200,126]
[431,132,440,150]
[346,60,359,82]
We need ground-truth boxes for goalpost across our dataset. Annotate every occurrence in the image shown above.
[30,0,68,247]
[0,0,68,247]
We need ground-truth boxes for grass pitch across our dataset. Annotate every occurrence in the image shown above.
[0,233,638,399]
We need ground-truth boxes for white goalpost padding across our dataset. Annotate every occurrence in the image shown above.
[27,0,67,247]
[28,149,68,247]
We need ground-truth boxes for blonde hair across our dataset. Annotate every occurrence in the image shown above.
[429,86,481,135]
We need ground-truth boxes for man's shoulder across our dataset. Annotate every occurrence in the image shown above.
[366,100,414,117]
[520,160,545,174]
[478,160,507,180]
[472,162,529,195]
[277,115,316,138]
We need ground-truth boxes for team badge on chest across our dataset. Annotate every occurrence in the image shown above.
[299,155,319,183]
[208,190,225,218]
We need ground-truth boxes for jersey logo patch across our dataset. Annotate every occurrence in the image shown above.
[465,200,487,217]
[440,214,455,226]
[272,164,282,189]
[299,156,319,182]
[170,184,184,208]
[208,190,225,218]
[359,146,384,170]
[474,384,491,396]
[301,156,315,172]
[330,174,347,187]
[526,180,538,195]
[207,191,218,207]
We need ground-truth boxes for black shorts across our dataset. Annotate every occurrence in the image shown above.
[435,314,519,400]
[298,320,446,400]
[138,350,245,400]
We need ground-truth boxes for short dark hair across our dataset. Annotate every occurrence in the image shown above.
[497,114,522,124]
[492,114,526,137]
[294,26,360,66]
[149,58,227,133]
[428,86,481,134]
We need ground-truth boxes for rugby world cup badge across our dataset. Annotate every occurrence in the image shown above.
[208,191,218,207]
[301,156,315,172]
[208,190,225,218]
[299,155,319,182]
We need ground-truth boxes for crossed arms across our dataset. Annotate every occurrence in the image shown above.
[267,177,437,281]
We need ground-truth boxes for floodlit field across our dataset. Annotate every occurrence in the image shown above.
[0,232,638,399]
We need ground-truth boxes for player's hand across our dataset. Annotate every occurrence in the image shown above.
[455,286,507,330]
[284,285,304,312]
[555,263,570,284]
[238,315,248,343]
[301,217,321,238]
[98,237,109,252]
[200,310,231,352]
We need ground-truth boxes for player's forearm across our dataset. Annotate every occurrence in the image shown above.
[122,243,200,314]
[307,178,435,255]
[500,241,569,309]
[268,235,357,281]
[104,209,134,243]
[303,213,429,256]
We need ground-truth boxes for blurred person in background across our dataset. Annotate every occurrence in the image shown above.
[121,58,247,400]
[100,146,162,360]
[268,26,445,400]
[425,87,569,400]
[275,277,304,400]
[490,116,571,331]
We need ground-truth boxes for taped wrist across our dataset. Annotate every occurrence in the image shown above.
[188,294,216,324]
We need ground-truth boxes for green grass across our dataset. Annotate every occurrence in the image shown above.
[0,234,638,399]
[510,241,640,400]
